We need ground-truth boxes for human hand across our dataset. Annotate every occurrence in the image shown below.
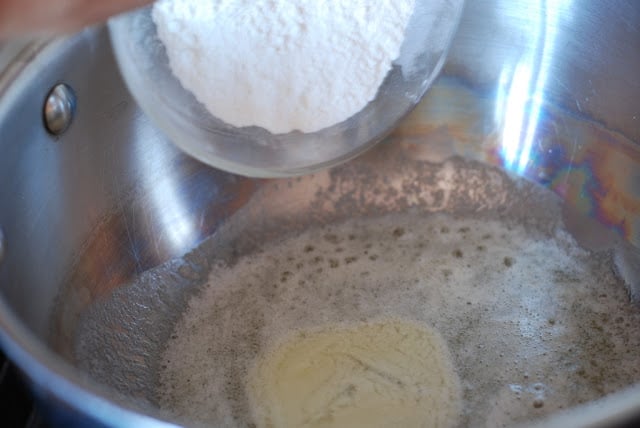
[0,0,152,39]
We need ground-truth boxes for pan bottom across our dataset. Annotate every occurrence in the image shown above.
[158,212,640,427]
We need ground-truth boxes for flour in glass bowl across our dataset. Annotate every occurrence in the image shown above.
[152,0,416,134]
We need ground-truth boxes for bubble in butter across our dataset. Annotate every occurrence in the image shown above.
[246,319,462,428]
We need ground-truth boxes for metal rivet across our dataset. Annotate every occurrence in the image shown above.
[43,83,76,136]
[0,228,5,264]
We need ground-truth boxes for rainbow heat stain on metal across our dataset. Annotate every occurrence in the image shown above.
[500,101,640,247]
[394,77,640,247]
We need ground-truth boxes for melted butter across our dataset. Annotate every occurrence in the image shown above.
[247,319,461,428]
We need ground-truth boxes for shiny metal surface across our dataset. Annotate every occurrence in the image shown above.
[0,1,637,427]
[43,83,76,135]
[446,0,640,143]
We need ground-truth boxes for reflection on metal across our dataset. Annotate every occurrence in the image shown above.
[135,123,199,255]
[396,76,640,248]
[43,83,76,135]
[498,61,533,171]
[495,0,572,175]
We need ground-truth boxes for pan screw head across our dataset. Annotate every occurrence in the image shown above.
[43,83,76,136]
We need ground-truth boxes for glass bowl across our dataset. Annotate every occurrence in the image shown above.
[108,0,465,177]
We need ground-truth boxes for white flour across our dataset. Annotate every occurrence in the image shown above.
[152,0,416,134]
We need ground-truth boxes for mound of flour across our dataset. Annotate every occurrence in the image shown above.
[247,319,461,428]
[152,0,416,134]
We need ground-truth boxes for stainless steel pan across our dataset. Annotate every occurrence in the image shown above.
[0,1,639,426]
